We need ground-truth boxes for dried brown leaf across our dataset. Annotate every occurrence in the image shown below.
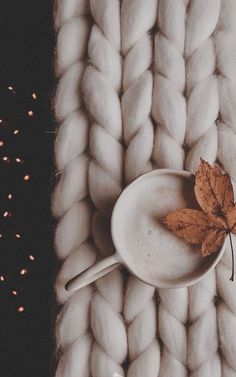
[163,160,236,260]
[163,209,226,246]
[226,204,236,234]
[201,228,227,257]
[207,212,228,230]
[194,159,234,216]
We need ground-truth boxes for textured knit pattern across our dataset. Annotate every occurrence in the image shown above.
[152,2,188,375]
[185,2,221,377]
[82,1,127,376]
[53,1,96,376]
[216,1,236,376]
[121,1,160,376]
[53,1,236,376]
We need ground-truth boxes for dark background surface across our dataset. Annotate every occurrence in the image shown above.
[0,1,55,376]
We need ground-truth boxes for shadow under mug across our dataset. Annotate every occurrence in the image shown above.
[65,169,226,293]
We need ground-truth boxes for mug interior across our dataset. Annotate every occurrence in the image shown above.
[111,169,225,288]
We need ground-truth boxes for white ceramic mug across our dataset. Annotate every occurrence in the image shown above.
[66,169,226,292]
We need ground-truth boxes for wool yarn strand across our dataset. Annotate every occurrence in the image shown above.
[121,2,161,375]
[152,2,188,375]
[184,2,221,377]
[53,1,97,376]
[184,0,220,173]
[82,1,127,376]
[216,1,236,375]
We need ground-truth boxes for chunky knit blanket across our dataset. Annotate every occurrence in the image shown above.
[53,1,236,376]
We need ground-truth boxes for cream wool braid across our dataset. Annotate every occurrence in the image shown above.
[53,1,98,376]
[152,2,188,376]
[184,2,221,377]
[82,1,128,376]
[121,1,160,376]
[216,0,236,375]
[153,1,221,376]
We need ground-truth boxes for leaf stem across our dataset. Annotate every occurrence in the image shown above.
[229,232,235,282]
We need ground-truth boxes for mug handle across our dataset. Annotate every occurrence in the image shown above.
[65,254,121,292]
